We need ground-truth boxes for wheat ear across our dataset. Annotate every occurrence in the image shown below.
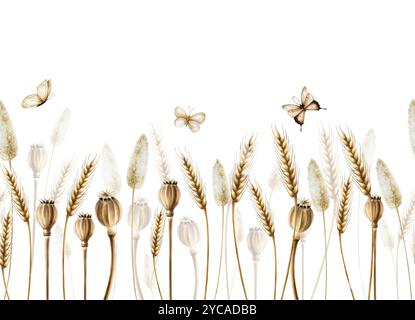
[362,129,376,169]
[101,144,122,195]
[248,181,277,300]
[337,127,371,198]
[62,156,98,300]
[178,150,210,299]
[151,209,165,300]
[0,101,18,162]
[272,128,298,198]
[272,127,300,300]
[151,126,171,182]
[3,168,32,299]
[376,159,402,209]
[337,176,355,299]
[230,134,256,300]
[0,209,12,300]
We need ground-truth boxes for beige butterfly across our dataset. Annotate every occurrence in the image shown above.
[22,79,52,108]
[174,106,206,133]
[282,87,326,131]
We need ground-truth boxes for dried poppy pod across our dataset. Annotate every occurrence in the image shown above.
[36,199,58,236]
[75,213,95,247]
[159,180,181,217]
[95,191,122,236]
[289,199,314,240]
[365,195,384,228]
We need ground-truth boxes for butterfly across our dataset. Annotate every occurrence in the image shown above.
[282,87,326,131]
[21,79,52,108]
[174,106,206,133]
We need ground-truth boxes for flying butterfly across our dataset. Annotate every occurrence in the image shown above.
[282,87,326,131]
[174,106,206,133]
[22,79,52,108]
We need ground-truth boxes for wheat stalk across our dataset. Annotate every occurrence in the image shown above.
[248,181,277,300]
[0,209,11,299]
[178,151,207,210]
[337,127,371,197]
[62,156,97,300]
[3,167,31,299]
[178,150,210,299]
[272,127,300,300]
[400,194,415,239]
[3,168,29,222]
[336,176,355,299]
[272,127,298,198]
[151,126,171,182]
[66,157,98,217]
[151,209,165,300]
[0,209,12,269]
[230,134,256,300]
[337,177,353,234]
[49,160,73,203]
[231,135,256,203]
[248,181,275,237]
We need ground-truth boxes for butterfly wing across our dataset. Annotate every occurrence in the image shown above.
[175,106,188,118]
[21,94,43,108]
[304,101,321,111]
[174,118,187,127]
[301,87,315,107]
[186,112,206,133]
[294,110,306,128]
[36,79,52,102]
[282,104,303,117]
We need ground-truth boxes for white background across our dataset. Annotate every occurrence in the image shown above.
[0,0,414,300]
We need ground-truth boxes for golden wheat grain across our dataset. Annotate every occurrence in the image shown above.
[66,157,98,217]
[231,135,255,203]
[3,168,29,222]
[272,128,298,198]
[337,177,353,234]
[0,209,12,269]
[178,151,207,210]
[151,210,165,257]
[248,181,275,237]
[337,127,371,197]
